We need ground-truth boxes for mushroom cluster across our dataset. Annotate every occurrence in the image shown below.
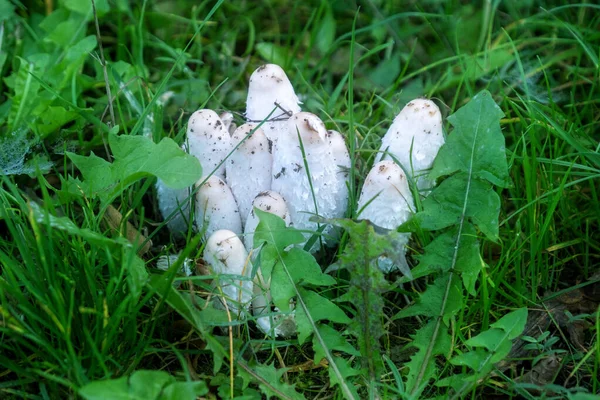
[156,63,445,336]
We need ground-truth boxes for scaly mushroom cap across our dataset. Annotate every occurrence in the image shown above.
[195,175,242,238]
[375,98,444,192]
[187,109,231,179]
[246,64,301,142]
[271,112,339,246]
[204,230,253,316]
[243,190,291,250]
[357,160,415,273]
[226,124,273,223]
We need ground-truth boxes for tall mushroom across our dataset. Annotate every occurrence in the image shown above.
[226,124,272,224]
[271,112,341,246]
[357,160,415,273]
[243,190,291,251]
[246,64,301,143]
[156,180,192,237]
[195,175,242,238]
[375,99,444,193]
[203,230,253,317]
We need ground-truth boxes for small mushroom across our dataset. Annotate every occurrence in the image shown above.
[187,109,231,179]
[375,98,444,193]
[242,191,296,337]
[195,175,242,238]
[271,112,341,246]
[246,64,301,143]
[203,230,253,316]
[357,160,415,273]
[243,190,291,250]
[226,124,272,225]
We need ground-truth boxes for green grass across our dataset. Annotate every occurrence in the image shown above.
[1,0,599,398]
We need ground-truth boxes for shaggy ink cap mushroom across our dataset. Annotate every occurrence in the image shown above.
[243,190,291,251]
[226,124,273,224]
[187,109,231,179]
[271,112,341,247]
[246,64,301,142]
[375,98,444,192]
[357,160,415,273]
[195,175,242,239]
[203,230,253,316]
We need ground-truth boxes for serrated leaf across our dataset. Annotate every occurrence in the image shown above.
[238,363,305,400]
[490,307,528,339]
[295,289,350,344]
[410,223,484,294]
[328,356,360,396]
[312,324,359,364]
[430,90,507,187]
[404,321,452,396]
[394,274,462,322]
[416,173,501,241]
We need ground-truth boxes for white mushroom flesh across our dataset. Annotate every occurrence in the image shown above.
[226,124,273,224]
[357,160,415,273]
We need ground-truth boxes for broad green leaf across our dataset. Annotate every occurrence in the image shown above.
[8,55,49,130]
[430,90,508,187]
[109,134,202,189]
[255,43,287,67]
[416,173,501,241]
[67,151,116,195]
[295,289,350,344]
[79,370,207,400]
[0,0,16,21]
[490,307,528,339]
[63,0,110,17]
[312,324,359,364]
[35,106,79,137]
[254,209,304,250]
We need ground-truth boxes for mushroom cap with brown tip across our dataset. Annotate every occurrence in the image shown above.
[375,98,444,191]
[203,229,253,316]
[187,109,231,179]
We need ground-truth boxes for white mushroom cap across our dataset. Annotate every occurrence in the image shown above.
[226,124,273,224]
[271,112,340,247]
[204,230,253,316]
[219,111,237,135]
[246,64,301,122]
[357,160,415,273]
[187,109,231,179]
[375,99,444,192]
[246,64,301,142]
[243,190,291,250]
[195,175,242,238]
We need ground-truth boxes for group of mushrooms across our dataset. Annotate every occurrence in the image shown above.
[156,64,445,337]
